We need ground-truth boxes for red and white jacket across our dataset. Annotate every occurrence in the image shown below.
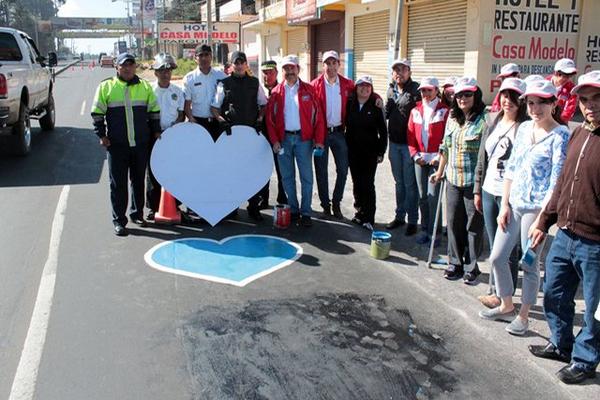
[407,100,449,159]
[546,76,577,122]
[310,73,354,134]
[266,79,325,145]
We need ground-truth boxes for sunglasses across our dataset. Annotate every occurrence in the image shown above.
[455,91,474,99]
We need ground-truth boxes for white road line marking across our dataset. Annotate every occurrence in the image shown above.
[80,100,86,116]
[9,185,70,400]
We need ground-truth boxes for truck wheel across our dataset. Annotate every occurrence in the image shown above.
[12,101,31,156]
[39,93,55,131]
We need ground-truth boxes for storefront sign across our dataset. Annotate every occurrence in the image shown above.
[158,22,240,44]
[490,0,581,92]
[286,0,318,25]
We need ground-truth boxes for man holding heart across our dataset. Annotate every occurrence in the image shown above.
[266,55,325,227]
[211,51,269,221]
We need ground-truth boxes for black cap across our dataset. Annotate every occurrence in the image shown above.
[116,52,135,65]
[194,44,212,55]
[261,60,277,71]
[230,51,247,64]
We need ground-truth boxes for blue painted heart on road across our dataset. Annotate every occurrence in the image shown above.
[144,235,303,287]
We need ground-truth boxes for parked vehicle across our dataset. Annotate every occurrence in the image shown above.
[0,27,57,155]
[100,56,114,68]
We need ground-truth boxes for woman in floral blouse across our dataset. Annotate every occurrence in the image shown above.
[431,77,487,284]
[479,79,570,336]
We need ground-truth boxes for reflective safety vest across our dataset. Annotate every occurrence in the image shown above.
[91,75,160,147]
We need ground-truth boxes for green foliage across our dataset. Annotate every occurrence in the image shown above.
[172,57,197,77]
[1,0,66,53]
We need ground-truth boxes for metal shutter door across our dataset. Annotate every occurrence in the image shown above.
[312,21,341,77]
[287,28,308,80]
[353,10,390,98]
[407,0,467,81]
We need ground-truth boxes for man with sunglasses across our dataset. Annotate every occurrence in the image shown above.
[548,58,578,123]
[91,53,161,236]
[211,51,268,221]
[183,44,227,141]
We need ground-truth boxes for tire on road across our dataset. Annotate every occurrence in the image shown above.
[39,92,55,131]
[12,101,31,156]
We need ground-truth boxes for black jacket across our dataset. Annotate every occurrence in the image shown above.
[220,73,260,126]
[385,78,420,144]
[345,95,388,157]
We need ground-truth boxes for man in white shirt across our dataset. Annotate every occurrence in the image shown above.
[183,44,227,141]
[147,53,185,219]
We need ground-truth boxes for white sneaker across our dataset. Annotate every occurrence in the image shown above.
[362,222,373,231]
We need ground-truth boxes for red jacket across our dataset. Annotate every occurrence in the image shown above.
[546,76,577,122]
[407,100,449,158]
[310,73,354,133]
[266,80,325,145]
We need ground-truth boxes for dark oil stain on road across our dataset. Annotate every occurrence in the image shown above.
[181,293,456,400]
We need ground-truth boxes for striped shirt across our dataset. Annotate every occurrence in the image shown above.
[439,114,487,187]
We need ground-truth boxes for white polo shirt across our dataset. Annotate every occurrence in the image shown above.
[283,80,301,131]
[183,67,227,118]
[324,76,342,128]
[152,82,185,131]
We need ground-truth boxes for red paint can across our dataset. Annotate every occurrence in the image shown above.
[273,204,291,229]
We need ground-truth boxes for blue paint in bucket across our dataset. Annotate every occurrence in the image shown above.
[370,231,392,259]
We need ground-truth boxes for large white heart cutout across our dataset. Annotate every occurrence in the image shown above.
[150,123,274,226]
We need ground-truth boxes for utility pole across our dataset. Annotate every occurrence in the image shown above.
[207,0,212,46]
[141,1,144,59]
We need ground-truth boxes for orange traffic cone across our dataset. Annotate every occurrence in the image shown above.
[154,188,181,224]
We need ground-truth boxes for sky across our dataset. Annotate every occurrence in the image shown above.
[57,0,133,54]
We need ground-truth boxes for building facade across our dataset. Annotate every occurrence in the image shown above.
[219,0,599,103]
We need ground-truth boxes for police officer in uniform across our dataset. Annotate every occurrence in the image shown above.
[183,44,227,141]
[147,53,185,220]
[91,53,161,236]
[211,51,268,221]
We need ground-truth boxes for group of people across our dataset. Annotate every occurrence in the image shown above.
[91,47,599,384]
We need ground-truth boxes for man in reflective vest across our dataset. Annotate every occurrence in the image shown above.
[91,53,161,236]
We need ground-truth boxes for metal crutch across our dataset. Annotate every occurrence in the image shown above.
[427,178,446,268]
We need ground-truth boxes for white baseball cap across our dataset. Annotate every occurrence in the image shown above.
[442,76,457,88]
[498,77,526,95]
[571,70,600,95]
[497,63,520,79]
[418,76,439,90]
[554,58,577,75]
[521,79,558,99]
[282,54,299,68]
[391,58,411,69]
[454,76,478,93]
[355,75,373,86]
[524,74,545,85]
[322,50,339,62]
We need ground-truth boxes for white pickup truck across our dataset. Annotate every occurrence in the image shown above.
[0,27,57,155]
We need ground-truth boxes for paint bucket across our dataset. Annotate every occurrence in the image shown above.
[273,204,291,229]
[370,231,392,260]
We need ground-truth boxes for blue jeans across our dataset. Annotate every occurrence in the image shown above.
[314,130,348,208]
[414,163,439,235]
[277,134,313,216]
[388,142,418,224]
[544,229,600,371]
[482,190,520,294]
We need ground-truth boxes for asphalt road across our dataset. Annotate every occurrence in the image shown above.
[0,66,597,400]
